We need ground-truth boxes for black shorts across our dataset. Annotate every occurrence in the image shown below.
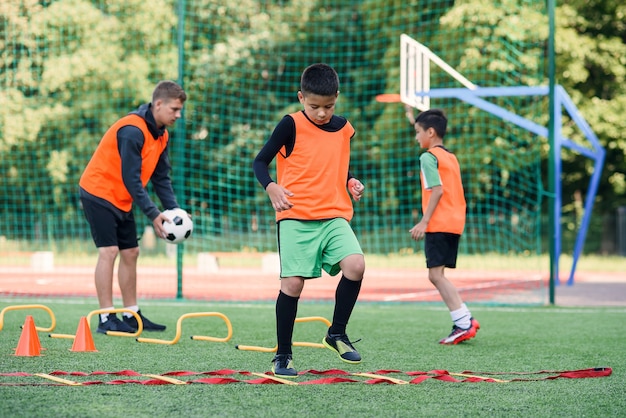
[424,232,460,269]
[80,197,138,249]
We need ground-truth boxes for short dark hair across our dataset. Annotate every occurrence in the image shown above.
[300,63,339,96]
[152,80,187,104]
[415,108,447,139]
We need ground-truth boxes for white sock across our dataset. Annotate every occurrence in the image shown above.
[123,305,139,318]
[450,303,472,329]
[100,307,114,322]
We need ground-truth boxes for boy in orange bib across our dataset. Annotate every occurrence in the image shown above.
[409,108,480,345]
[253,64,366,377]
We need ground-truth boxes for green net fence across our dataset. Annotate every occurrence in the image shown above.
[0,0,547,304]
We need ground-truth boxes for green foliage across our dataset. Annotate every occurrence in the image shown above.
[556,1,626,219]
[440,0,547,85]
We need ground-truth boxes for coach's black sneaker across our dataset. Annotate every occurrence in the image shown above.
[323,332,362,364]
[271,354,298,378]
[97,314,135,334]
[123,310,166,332]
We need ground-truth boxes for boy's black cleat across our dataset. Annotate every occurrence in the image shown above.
[271,354,298,378]
[97,314,136,334]
[122,310,166,332]
[323,332,362,364]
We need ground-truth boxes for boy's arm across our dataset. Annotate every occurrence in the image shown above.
[252,116,296,211]
[409,152,441,240]
[252,116,294,188]
[409,185,442,241]
[418,185,443,225]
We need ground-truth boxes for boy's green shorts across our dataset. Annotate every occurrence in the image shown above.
[277,218,363,278]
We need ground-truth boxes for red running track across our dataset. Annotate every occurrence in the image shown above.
[0,265,546,304]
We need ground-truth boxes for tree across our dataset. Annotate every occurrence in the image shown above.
[554,0,626,251]
[0,0,179,239]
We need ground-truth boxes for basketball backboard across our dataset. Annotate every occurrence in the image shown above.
[400,33,477,110]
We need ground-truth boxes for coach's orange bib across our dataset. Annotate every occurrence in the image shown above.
[80,114,168,212]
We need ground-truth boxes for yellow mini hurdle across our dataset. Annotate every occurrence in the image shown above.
[0,304,56,333]
[136,312,232,345]
[235,316,331,352]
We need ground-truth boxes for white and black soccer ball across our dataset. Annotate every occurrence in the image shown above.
[161,208,193,244]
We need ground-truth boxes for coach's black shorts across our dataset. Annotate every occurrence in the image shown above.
[80,197,138,250]
[424,232,461,269]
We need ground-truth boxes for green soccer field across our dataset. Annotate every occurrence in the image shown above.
[0,297,624,417]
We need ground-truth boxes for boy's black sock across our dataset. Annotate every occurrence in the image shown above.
[276,290,299,354]
[329,275,362,335]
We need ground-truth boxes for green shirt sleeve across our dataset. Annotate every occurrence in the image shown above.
[419,152,441,189]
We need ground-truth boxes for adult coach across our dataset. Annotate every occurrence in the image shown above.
[79,80,187,334]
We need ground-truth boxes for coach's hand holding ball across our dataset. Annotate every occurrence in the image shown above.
[156,208,193,243]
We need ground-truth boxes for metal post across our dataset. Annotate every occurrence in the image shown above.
[547,0,557,304]
[175,0,186,300]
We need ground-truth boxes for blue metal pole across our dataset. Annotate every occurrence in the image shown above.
[567,152,605,284]
[558,86,606,284]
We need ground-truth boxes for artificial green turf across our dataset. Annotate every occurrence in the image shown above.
[0,297,624,417]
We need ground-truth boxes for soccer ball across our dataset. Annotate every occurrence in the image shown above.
[161,208,193,244]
